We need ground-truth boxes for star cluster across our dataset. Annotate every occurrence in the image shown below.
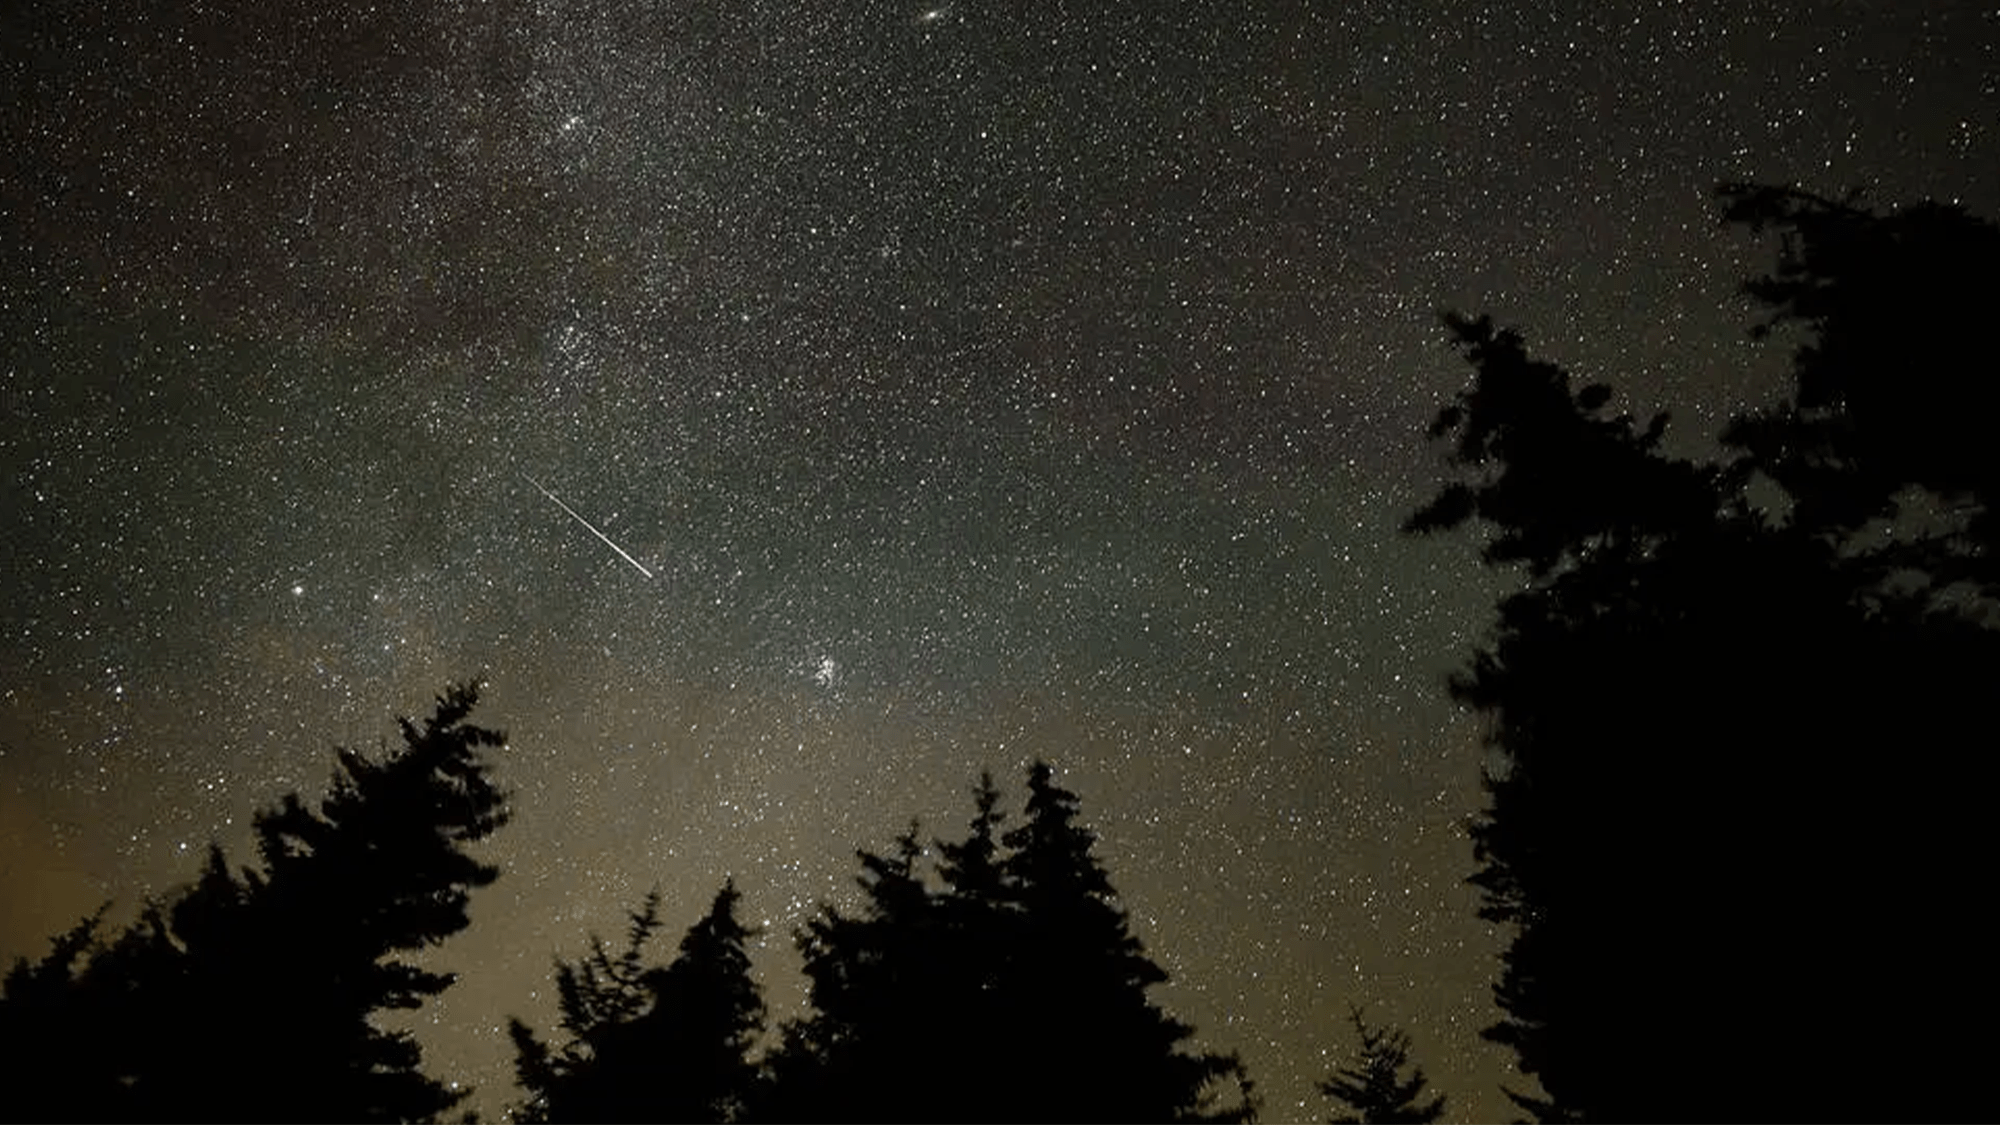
[3,0,1994,1117]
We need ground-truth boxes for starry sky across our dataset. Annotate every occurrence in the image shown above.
[2,1,1995,1118]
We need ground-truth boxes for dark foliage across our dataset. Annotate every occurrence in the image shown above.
[998,762,1255,1124]
[1719,182,2000,579]
[1320,1007,1445,1125]
[761,764,1256,1124]
[0,682,510,1123]
[1409,186,1999,1122]
[511,893,669,1124]
[0,908,129,1122]
[758,823,947,1122]
[512,880,766,1123]
[1403,313,1726,579]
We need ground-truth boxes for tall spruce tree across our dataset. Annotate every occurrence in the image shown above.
[0,682,511,1123]
[762,825,952,1123]
[765,764,1255,1124]
[0,909,127,1122]
[513,881,765,1123]
[928,771,1017,1100]
[1319,1008,1445,1125]
[1718,183,2000,579]
[1408,187,1999,1122]
[640,880,766,1123]
[512,892,669,1124]
[996,761,1253,1124]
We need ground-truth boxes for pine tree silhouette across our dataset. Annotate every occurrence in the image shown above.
[764,764,1255,1124]
[1319,1008,1444,1125]
[762,824,948,1123]
[513,880,766,1123]
[1719,182,2000,578]
[997,761,1253,1124]
[0,909,127,1121]
[512,892,668,1123]
[637,880,767,1122]
[1407,187,2000,1123]
[935,771,1008,918]
[927,771,1018,1113]
[0,682,511,1123]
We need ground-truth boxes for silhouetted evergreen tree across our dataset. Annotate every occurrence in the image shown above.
[1408,187,1999,1123]
[0,909,127,1121]
[1718,182,2000,587]
[759,824,952,1123]
[512,892,668,1123]
[638,880,766,1122]
[1319,1008,1444,1125]
[512,881,765,1123]
[0,682,510,1123]
[996,761,1253,1124]
[762,764,1255,1124]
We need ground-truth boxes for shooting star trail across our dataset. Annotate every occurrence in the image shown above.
[521,473,654,579]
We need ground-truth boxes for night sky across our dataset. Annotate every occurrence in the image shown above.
[3,1,1995,1118]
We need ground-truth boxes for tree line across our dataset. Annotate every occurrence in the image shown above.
[0,685,1436,1124]
[5,180,1994,1122]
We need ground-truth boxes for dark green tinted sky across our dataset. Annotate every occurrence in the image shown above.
[3,1,1994,1117]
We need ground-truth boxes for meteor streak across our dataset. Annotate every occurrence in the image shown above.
[521,473,654,578]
